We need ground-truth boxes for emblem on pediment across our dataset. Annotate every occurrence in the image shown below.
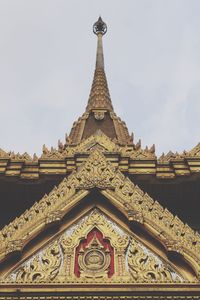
[78,231,111,278]
[2,209,185,284]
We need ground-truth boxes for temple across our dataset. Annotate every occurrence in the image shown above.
[0,17,200,299]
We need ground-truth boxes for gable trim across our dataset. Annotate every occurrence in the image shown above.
[0,150,199,280]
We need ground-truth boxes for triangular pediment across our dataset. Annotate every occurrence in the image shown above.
[0,150,200,285]
[68,129,119,153]
[1,208,187,284]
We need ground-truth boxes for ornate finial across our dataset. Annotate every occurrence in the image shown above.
[93,16,107,35]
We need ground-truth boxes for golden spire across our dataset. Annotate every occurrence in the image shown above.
[68,17,133,146]
[86,17,113,112]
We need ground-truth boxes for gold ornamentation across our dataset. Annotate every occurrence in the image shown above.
[78,234,111,278]
[110,111,133,146]
[0,148,9,158]
[5,240,23,255]
[66,131,155,159]
[45,211,62,225]
[186,142,200,157]
[2,209,184,284]
[9,240,62,283]
[41,145,65,160]
[71,150,115,189]
[65,130,119,154]
[67,48,133,145]
[94,110,105,120]
[157,143,200,161]
[158,151,185,162]
[0,150,199,279]
[0,150,33,161]
[86,69,113,112]
[127,238,182,282]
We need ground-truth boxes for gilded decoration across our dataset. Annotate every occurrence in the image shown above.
[77,233,111,278]
[0,130,155,161]
[158,151,185,162]
[93,110,106,120]
[65,130,119,154]
[2,138,200,162]
[1,11,200,183]
[1,17,200,297]
[158,142,200,162]
[2,134,200,180]
[2,209,185,284]
[0,150,200,280]
[41,129,155,159]
[0,149,34,161]
[0,148,9,159]
[186,142,200,157]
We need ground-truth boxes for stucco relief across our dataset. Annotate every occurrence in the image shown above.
[2,209,184,284]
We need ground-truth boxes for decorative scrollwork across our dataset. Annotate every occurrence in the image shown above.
[78,233,111,278]
[8,241,62,283]
[0,150,199,281]
[127,238,182,283]
[2,209,185,284]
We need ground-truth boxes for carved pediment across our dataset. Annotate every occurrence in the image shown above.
[0,150,200,282]
[70,130,119,153]
[2,209,185,284]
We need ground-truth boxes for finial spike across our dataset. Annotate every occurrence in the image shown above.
[84,17,112,112]
[93,16,107,70]
[93,16,107,35]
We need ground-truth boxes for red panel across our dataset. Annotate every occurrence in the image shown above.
[74,227,114,278]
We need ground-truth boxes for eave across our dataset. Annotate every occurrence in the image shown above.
[1,154,200,181]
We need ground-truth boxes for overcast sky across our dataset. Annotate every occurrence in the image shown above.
[0,0,200,157]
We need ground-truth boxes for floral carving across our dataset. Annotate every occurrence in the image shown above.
[0,150,199,280]
[2,209,184,284]
[127,238,182,283]
[8,241,62,283]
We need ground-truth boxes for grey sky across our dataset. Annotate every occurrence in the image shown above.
[0,0,200,156]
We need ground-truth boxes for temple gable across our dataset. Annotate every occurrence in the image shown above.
[0,149,199,284]
[3,209,185,284]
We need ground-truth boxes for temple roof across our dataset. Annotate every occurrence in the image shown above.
[67,17,133,146]
[0,150,200,284]
[0,19,200,295]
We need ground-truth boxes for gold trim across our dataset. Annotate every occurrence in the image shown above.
[0,150,199,280]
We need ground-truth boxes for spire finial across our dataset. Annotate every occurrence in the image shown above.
[84,16,112,111]
[93,16,107,35]
[93,17,107,70]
